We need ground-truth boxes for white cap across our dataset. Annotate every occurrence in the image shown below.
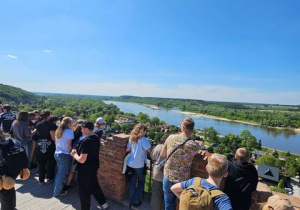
[95,117,106,125]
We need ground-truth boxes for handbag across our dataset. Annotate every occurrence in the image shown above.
[158,138,191,172]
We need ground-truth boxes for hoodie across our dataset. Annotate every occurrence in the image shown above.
[224,161,258,210]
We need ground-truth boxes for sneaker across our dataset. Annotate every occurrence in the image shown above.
[60,190,68,196]
[39,181,45,185]
[64,184,73,191]
[97,202,109,209]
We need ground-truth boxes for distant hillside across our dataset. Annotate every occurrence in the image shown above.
[0,84,38,104]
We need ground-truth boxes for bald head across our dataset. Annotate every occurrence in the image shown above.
[235,148,250,162]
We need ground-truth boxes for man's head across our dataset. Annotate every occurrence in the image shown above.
[180,118,195,136]
[40,110,51,120]
[95,117,106,128]
[3,104,11,112]
[235,148,250,162]
[81,121,94,135]
[206,153,228,179]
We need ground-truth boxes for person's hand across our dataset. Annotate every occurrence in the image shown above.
[70,149,77,157]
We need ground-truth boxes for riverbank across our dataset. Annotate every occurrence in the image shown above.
[180,111,300,134]
[140,103,300,133]
[142,104,161,110]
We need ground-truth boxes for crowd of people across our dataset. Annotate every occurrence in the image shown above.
[0,103,295,210]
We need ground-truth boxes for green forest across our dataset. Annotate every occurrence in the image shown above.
[101,95,300,129]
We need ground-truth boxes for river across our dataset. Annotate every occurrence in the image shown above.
[104,101,300,154]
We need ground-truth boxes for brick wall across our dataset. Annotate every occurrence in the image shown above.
[97,136,300,208]
[98,133,130,202]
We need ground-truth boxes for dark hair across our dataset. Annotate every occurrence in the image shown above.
[17,111,29,122]
[3,104,11,111]
[40,109,51,120]
[159,133,171,144]
[81,121,94,131]
[49,116,59,124]
[28,112,35,118]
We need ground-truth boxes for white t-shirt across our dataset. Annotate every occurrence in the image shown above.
[55,129,74,154]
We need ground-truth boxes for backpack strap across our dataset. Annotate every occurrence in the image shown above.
[194,177,203,187]
[210,189,225,198]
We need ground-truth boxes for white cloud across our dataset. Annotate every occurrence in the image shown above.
[43,49,51,53]
[7,55,17,59]
[23,81,300,105]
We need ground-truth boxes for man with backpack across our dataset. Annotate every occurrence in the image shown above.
[171,153,232,210]
[224,148,258,210]
[0,128,28,210]
[160,118,202,210]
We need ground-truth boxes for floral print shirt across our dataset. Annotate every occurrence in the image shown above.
[163,133,201,183]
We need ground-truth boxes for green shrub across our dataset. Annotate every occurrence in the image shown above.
[270,186,286,194]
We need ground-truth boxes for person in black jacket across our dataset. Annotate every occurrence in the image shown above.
[224,148,258,210]
[71,121,108,210]
[0,128,24,210]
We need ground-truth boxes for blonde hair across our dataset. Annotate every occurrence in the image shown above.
[130,124,147,144]
[235,148,250,162]
[55,117,72,139]
[181,118,195,132]
[206,153,228,179]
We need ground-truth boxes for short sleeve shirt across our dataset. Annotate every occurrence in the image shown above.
[55,129,74,154]
[181,178,232,210]
[127,136,151,169]
[77,134,100,169]
[163,133,201,182]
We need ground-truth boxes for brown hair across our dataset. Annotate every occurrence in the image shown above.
[206,153,228,179]
[235,148,250,162]
[181,118,195,132]
[159,133,171,144]
[13,111,29,126]
[130,124,147,144]
[55,117,72,139]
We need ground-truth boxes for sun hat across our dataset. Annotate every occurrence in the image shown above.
[262,195,294,210]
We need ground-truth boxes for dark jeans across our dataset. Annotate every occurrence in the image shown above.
[77,167,106,210]
[37,153,56,182]
[163,176,176,210]
[129,167,145,205]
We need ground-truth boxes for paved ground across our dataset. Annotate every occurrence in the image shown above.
[14,169,150,210]
[290,177,300,198]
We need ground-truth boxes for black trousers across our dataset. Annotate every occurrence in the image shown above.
[0,171,19,210]
[77,167,106,210]
[37,153,56,182]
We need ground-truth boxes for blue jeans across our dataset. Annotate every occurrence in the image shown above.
[129,167,145,204]
[53,153,71,197]
[20,139,32,168]
[163,176,176,210]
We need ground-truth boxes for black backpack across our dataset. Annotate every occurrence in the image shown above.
[0,139,28,175]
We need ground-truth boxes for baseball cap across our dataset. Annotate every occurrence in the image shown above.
[95,117,106,125]
[262,195,294,210]
[81,121,94,130]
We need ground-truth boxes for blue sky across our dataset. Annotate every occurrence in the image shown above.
[0,0,299,105]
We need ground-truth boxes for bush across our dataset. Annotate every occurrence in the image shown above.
[278,179,284,189]
[270,186,286,194]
